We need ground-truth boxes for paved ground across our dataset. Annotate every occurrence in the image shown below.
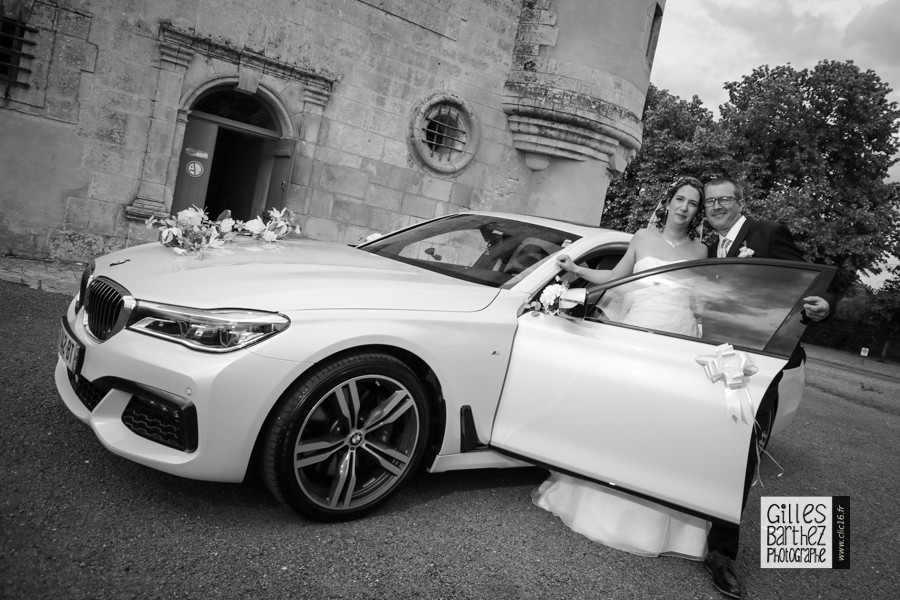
[2,279,899,600]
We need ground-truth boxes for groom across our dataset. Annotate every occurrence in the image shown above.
[702,177,833,599]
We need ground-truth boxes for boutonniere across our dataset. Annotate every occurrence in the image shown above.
[738,242,755,258]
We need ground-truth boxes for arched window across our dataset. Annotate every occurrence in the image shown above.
[193,90,277,130]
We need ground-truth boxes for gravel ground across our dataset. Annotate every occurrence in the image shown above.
[2,281,898,600]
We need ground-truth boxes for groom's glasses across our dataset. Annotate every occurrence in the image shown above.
[705,196,738,208]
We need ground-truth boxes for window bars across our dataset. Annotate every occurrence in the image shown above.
[0,15,37,95]
[422,104,468,162]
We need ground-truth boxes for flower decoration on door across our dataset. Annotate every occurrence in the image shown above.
[532,277,570,315]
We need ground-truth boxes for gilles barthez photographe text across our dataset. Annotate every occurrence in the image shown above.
[760,496,849,568]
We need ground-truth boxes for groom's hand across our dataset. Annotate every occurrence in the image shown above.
[802,296,830,322]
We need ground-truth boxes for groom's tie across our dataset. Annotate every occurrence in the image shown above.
[718,237,732,258]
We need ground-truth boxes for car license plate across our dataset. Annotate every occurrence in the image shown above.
[58,316,84,376]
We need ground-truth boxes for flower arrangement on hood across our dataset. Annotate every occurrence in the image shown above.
[240,207,299,243]
[147,206,300,256]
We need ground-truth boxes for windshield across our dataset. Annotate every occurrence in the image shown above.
[360,214,579,288]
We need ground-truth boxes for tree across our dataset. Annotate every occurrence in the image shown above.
[871,274,900,361]
[719,60,900,291]
[748,180,900,291]
[721,60,900,193]
[602,85,741,233]
[834,282,875,322]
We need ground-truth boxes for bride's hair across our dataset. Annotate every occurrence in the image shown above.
[653,177,705,239]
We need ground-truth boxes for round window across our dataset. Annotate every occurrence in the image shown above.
[409,92,480,174]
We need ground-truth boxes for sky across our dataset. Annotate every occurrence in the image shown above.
[652,0,900,114]
[652,0,900,286]
[652,0,900,177]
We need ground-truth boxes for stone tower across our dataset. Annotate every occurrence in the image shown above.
[503,0,665,224]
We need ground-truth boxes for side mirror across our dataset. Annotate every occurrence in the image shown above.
[558,287,587,318]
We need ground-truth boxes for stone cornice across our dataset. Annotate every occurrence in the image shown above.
[124,196,169,221]
[158,23,336,99]
[159,42,193,69]
[502,85,641,152]
[506,115,619,162]
[502,3,643,172]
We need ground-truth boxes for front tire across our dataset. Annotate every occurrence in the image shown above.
[261,353,430,521]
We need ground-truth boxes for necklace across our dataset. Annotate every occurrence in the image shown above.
[661,233,689,248]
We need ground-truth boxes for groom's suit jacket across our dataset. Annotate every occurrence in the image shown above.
[705,218,804,261]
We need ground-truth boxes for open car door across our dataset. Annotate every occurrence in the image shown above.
[490,258,835,525]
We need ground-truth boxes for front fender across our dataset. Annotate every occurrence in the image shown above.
[250,307,519,458]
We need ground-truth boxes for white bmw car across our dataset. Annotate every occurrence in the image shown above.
[56,212,834,523]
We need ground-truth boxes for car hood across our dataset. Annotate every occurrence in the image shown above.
[90,238,501,312]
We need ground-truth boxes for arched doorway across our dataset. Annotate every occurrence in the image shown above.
[172,88,295,221]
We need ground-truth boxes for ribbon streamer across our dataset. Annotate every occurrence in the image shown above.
[695,343,759,423]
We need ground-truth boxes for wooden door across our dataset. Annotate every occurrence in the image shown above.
[172,117,218,214]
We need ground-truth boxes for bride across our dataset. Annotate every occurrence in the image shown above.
[557,177,706,310]
[538,176,709,559]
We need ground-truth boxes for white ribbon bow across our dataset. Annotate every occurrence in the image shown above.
[696,343,759,423]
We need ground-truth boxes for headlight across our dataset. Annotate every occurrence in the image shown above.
[127,301,290,352]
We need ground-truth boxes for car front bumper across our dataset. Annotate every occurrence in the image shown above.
[55,298,310,482]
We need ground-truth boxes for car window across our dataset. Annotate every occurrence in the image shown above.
[585,260,827,357]
[361,214,579,288]
[397,228,488,266]
[558,248,627,289]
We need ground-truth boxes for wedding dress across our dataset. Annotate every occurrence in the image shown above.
[531,473,709,559]
[532,256,708,559]
[622,257,699,336]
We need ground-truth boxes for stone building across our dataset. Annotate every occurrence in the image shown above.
[0,0,665,261]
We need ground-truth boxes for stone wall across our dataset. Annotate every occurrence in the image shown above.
[0,0,662,262]
[0,1,101,258]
